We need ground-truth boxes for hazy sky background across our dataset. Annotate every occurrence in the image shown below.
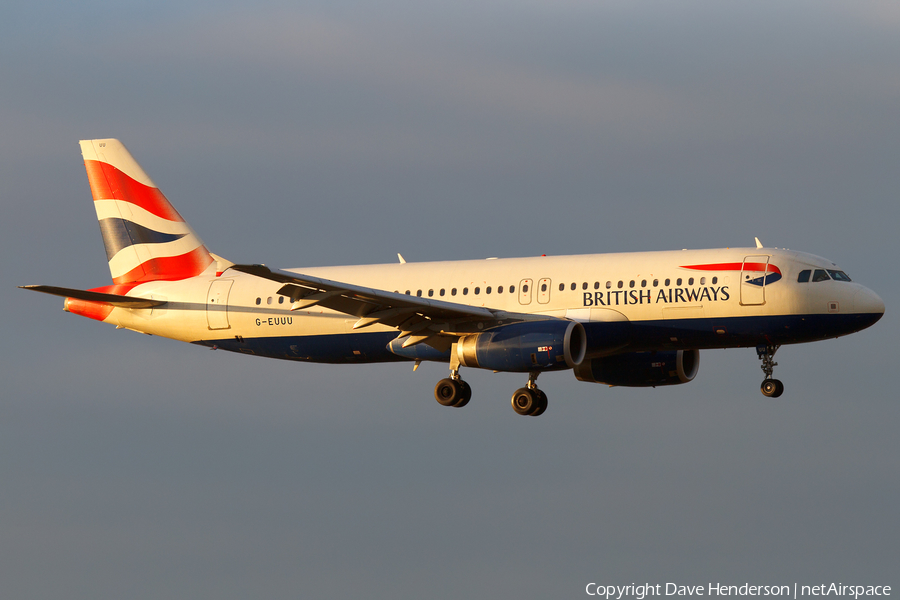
[2,1,898,598]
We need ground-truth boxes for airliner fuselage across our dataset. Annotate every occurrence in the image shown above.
[23,140,885,416]
[79,248,881,362]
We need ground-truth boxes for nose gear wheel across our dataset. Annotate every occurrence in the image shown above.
[757,344,784,398]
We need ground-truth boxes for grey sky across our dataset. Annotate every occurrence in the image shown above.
[2,1,898,598]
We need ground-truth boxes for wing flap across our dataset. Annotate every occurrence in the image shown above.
[230,264,557,343]
[233,264,498,321]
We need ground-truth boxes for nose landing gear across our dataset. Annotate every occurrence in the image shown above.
[757,344,784,398]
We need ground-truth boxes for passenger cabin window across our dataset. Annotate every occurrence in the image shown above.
[416,290,422,297]
[629,280,635,288]
[688,277,694,286]
[828,270,852,282]
[486,286,492,294]
[712,277,718,284]
[451,288,457,296]
[676,278,682,286]
[594,282,600,289]
[797,270,811,283]
[665,279,670,286]
[428,290,434,297]
[559,283,565,292]
[510,285,515,294]
[279,296,284,304]
[463,288,469,295]
[653,279,658,287]
[812,269,830,283]
[256,297,261,305]
[498,286,504,293]
[606,281,612,289]
[582,282,588,290]
[440,289,445,296]
[474,287,480,295]
[641,280,647,288]
[571,283,576,291]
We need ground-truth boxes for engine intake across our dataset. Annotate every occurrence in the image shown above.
[573,349,699,387]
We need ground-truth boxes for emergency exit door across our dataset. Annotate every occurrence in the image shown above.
[537,278,552,304]
[518,279,533,305]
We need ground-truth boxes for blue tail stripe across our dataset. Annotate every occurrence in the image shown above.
[98,218,188,260]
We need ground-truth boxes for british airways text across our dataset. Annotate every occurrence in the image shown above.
[584,286,730,307]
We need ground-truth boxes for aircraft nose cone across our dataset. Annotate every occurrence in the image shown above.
[853,287,885,325]
[855,287,885,314]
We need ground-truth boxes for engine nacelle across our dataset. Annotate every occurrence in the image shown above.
[573,349,699,387]
[456,320,586,372]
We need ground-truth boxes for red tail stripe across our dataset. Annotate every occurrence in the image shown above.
[84,159,185,222]
[112,246,214,284]
[66,281,179,321]
[63,282,168,321]
[681,262,782,275]
[64,298,114,322]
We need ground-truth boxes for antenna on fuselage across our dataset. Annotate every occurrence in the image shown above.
[754,237,764,249]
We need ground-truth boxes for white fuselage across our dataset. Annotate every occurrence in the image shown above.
[88,247,884,365]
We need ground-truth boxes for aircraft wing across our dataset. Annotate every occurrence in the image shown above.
[230,264,552,350]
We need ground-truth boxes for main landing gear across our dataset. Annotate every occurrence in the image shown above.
[510,371,548,416]
[432,363,549,416]
[757,344,784,398]
[434,371,471,408]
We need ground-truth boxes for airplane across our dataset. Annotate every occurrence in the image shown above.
[21,139,885,416]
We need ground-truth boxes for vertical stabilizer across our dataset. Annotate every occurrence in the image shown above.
[80,139,214,284]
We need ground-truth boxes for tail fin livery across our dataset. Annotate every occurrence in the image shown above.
[80,139,214,284]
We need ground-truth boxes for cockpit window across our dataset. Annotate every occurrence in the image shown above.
[797,270,811,283]
[827,270,852,282]
[811,269,830,283]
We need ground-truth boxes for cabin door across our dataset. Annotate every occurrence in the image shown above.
[207,279,234,329]
[740,255,769,306]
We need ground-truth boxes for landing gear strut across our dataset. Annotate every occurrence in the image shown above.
[756,344,784,398]
[434,347,472,408]
[511,371,548,416]
[434,369,471,408]
[433,347,549,416]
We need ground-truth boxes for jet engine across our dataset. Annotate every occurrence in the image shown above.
[387,320,586,372]
[456,320,586,372]
[573,349,699,387]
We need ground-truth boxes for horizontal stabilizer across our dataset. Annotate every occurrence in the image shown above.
[19,285,166,308]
